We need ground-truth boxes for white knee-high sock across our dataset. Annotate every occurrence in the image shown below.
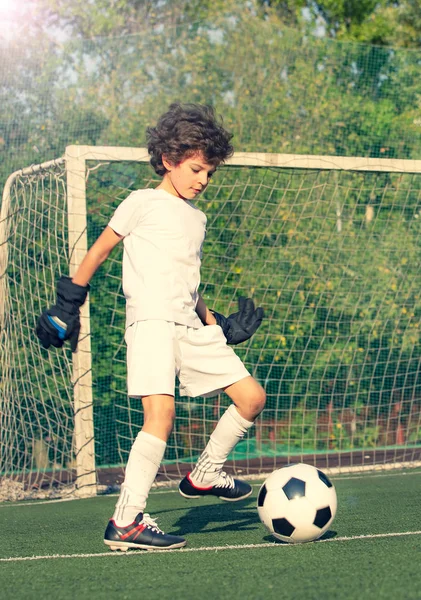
[113,430,166,526]
[190,404,254,486]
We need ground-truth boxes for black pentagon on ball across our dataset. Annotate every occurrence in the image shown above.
[317,469,333,488]
[282,477,306,500]
[257,484,267,507]
[272,517,295,537]
[313,506,332,529]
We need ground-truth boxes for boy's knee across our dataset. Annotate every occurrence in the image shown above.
[143,408,175,440]
[142,395,176,438]
[242,384,266,421]
[252,385,266,416]
[226,377,266,421]
[146,406,175,426]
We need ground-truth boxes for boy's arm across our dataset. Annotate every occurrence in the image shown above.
[36,226,123,351]
[196,294,217,325]
[72,226,123,286]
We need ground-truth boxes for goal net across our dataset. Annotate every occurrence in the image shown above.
[2,146,421,501]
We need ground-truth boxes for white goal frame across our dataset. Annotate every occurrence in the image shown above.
[2,145,421,498]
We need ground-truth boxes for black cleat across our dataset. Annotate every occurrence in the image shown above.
[179,472,252,502]
[104,512,186,551]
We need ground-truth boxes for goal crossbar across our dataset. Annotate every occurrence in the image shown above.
[64,145,421,173]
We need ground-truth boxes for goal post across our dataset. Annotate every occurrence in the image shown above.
[2,145,421,501]
[65,149,95,498]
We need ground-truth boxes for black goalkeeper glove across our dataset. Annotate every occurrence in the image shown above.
[212,297,264,345]
[36,276,90,352]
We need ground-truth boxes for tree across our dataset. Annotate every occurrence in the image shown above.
[35,0,229,38]
[262,1,421,47]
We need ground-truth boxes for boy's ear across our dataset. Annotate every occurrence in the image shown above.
[162,155,174,172]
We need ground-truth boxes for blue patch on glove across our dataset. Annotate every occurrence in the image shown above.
[46,314,67,340]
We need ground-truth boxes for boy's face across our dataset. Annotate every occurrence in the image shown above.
[159,152,218,200]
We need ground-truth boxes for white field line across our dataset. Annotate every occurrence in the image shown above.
[1,469,421,508]
[324,470,421,482]
[0,497,81,508]
[1,530,421,563]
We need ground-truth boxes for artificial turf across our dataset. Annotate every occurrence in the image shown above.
[1,471,421,600]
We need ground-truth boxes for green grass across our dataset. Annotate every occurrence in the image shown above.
[1,471,421,599]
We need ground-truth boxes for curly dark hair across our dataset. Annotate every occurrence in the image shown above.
[146,103,234,176]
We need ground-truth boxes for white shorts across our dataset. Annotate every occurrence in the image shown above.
[125,320,251,398]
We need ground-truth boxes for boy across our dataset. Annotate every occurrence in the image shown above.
[36,103,266,551]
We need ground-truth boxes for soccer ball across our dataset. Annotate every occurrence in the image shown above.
[257,463,337,543]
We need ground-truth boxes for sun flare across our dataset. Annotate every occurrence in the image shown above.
[0,0,20,17]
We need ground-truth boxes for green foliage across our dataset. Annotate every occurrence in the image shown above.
[2,2,421,193]
[262,1,421,47]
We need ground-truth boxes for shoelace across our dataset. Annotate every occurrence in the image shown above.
[142,513,165,535]
[214,471,235,489]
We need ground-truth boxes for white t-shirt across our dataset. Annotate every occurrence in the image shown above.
[108,188,207,329]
